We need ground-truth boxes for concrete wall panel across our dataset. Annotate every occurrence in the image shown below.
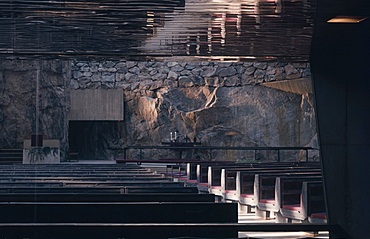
[69,89,124,121]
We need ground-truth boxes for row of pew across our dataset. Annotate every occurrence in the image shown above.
[0,163,237,239]
[175,161,327,224]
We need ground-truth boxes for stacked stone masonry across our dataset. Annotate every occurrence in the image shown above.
[71,61,311,94]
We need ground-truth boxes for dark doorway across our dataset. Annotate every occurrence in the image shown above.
[68,121,124,160]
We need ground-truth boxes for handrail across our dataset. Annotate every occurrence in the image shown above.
[121,145,318,162]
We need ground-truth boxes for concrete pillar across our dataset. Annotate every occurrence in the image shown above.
[311,1,370,238]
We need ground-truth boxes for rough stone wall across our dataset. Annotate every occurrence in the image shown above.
[0,60,70,158]
[0,59,317,161]
[71,61,318,161]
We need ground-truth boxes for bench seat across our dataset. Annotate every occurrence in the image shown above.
[309,213,327,223]
[259,199,275,204]
[282,204,302,211]
[240,194,254,198]
[279,180,325,222]
[311,213,327,219]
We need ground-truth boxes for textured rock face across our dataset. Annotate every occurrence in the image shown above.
[71,61,317,161]
[0,60,70,158]
[0,60,317,161]
[122,85,317,161]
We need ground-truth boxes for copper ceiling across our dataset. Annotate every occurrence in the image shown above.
[0,0,315,61]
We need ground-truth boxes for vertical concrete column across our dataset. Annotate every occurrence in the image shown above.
[311,1,370,237]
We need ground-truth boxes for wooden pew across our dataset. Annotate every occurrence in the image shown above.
[306,182,327,223]
[121,186,199,194]
[208,164,255,198]
[0,223,241,239]
[164,165,186,179]
[235,169,308,212]
[0,163,199,192]
[0,193,216,202]
[177,162,202,185]
[256,173,322,220]
[222,167,272,203]
[181,161,311,188]
[224,167,321,201]
[184,162,198,183]
[0,176,171,182]
[60,180,184,187]
[278,179,325,223]
[0,182,195,193]
[116,158,202,164]
[209,163,321,199]
[0,163,330,237]
[0,176,185,186]
[0,165,147,171]
[197,162,238,193]
[0,164,145,171]
[309,212,327,223]
[0,186,125,194]
[0,201,237,238]
[0,164,239,238]
[0,202,237,223]
[0,173,166,179]
[0,180,195,191]
[0,170,162,176]
[236,168,321,213]
[179,162,233,188]
[0,181,64,187]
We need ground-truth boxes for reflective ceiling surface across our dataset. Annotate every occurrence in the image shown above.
[0,0,316,61]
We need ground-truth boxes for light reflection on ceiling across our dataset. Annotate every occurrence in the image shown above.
[0,0,315,61]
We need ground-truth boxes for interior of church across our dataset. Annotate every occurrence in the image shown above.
[0,0,369,238]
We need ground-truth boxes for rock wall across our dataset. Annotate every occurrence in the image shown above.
[0,60,70,159]
[0,59,317,161]
[71,61,318,161]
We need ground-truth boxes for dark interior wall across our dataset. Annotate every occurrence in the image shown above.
[68,121,125,160]
[311,0,370,238]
